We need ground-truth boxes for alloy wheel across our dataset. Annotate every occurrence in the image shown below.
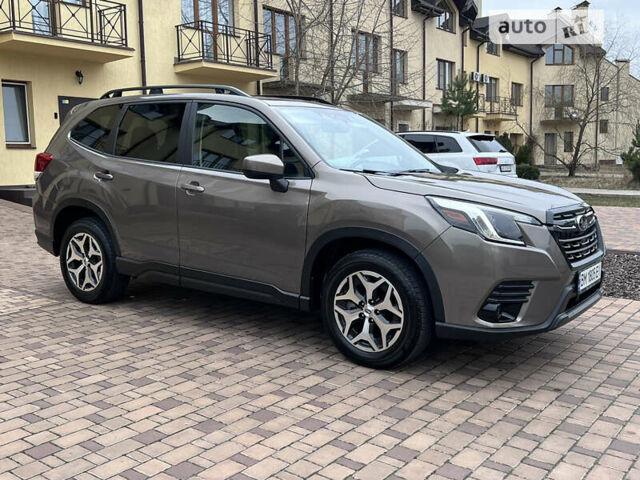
[333,270,404,353]
[65,233,103,292]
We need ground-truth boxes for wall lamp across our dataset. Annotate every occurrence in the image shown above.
[75,70,84,85]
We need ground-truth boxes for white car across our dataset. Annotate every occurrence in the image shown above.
[397,131,517,178]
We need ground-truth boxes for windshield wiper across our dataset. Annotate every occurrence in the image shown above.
[340,168,395,175]
[389,168,436,175]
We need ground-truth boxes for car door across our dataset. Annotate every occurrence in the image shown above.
[176,101,312,301]
[87,101,187,268]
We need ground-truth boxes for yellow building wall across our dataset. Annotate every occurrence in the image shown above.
[463,38,531,141]
[0,0,263,187]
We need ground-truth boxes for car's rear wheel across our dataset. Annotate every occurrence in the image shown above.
[322,249,432,368]
[60,218,129,304]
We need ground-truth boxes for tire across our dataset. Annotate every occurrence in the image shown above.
[59,217,129,304]
[321,249,432,369]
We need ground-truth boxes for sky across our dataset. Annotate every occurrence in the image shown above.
[482,0,640,74]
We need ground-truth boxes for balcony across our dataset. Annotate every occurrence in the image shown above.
[0,0,132,63]
[541,105,577,123]
[175,21,277,81]
[478,94,518,121]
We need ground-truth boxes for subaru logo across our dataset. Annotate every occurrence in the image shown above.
[574,214,591,232]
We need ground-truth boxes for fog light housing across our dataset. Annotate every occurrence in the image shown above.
[478,281,534,324]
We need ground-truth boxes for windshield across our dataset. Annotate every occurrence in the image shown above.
[276,106,441,174]
[468,135,508,153]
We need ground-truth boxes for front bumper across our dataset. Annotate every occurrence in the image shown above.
[422,221,604,339]
[435,284,602,341]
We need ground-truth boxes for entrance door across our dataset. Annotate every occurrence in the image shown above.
[58,96,95,124]
[544,133,557,165]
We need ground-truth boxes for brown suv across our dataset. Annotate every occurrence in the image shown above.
[33,85,604,368]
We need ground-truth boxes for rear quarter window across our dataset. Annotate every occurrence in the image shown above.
[70,104,121,153]
[468,135,508,153]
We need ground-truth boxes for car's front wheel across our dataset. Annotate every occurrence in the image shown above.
[60,218,129,304]
[322,249,432,369]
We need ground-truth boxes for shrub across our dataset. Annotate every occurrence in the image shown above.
[515,144,532,165]
[621,121,640,183]
[517,164,540,180]
[496,133,514,154]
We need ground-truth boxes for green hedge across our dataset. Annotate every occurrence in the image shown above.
[516,164,540,180]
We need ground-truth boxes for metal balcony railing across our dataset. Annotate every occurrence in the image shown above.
[477,94,518,116]
[176,21,273,70]
[0,0,127,47]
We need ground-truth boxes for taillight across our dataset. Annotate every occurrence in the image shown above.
[34,153,52,181]
[473,157,498,166]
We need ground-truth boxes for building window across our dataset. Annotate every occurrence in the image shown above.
[486,41,500,56]
[2,82,31,145]
[352,31,379,73]
[545,44,573,65]
[181,0,234,26]
[263,8,297,57]
[511,82,523,106]
[486,77,498,102]
[564,131,573,152]
[392,0,406,17]
[600,119,609,134]
[601,86,609,101]
[393,49,407,86]
[436,59,454,90]
[436,0,454,32]
[545,85,574,107]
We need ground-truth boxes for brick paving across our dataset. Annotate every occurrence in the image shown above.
[595,206,640,253]
[1,200,640,480]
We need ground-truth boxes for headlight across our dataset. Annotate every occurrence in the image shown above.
[428,197,541,245]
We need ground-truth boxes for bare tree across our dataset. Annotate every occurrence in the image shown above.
[253,0,424,108]
[519,29,640,176]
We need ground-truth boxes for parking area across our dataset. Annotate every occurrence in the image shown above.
[1,200,640,480]
[593,206,640,253]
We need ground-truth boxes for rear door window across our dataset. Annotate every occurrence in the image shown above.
[70,104,121,153]
[468,135,508,153]
[402,134,437,154]
[115,102,186,163]
[435,136,462,153]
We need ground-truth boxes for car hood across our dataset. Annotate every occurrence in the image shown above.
[365,171,584,223]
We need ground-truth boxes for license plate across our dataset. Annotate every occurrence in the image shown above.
[578,262,601,293]
[500,165,512,172]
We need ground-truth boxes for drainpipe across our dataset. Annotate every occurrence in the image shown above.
[475,38,486,133]
[329,0,335,103]
[461,27,469,73]
[254,0,261,94]
[529,56,539,139]
[389,0,394,130]
[138,0,147,88]
[461,26,469,131]
[422,16,427,129]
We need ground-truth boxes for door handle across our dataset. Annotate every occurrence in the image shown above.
[180,182,205,193]
[94,171,113,182]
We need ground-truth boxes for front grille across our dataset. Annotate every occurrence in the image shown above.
[548,206,601,265]
[478,281,534,323]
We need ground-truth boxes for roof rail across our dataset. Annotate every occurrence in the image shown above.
[255,94,333,105]
[100,84,250,99]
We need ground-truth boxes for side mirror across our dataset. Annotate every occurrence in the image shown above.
[242,153,289,193]
[242,154,289,192]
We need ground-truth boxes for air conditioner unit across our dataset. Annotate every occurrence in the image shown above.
[471,72,481,82]
[481,74,490,84]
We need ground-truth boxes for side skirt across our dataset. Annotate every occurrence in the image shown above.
[116,257,308,310]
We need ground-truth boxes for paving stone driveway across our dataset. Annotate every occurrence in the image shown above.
[1,200,640,480]
[594,206,640,253]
